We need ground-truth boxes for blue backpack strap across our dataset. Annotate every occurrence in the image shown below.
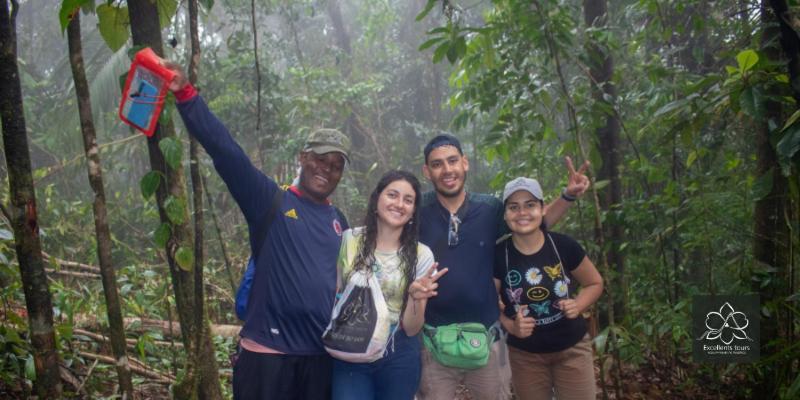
[235,257,255,320]
[253,188,285,260]
[334,206,349,230]
[235,188,284,320]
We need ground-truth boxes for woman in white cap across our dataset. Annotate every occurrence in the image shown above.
[493,177,603,400]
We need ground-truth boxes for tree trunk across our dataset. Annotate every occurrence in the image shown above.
[327,0,351,75]
[0,0,62,397]
[66,12,135,399]
[756,2,794,395]
[126,1,222,398]
[187,1,224,399]
[326,0,388,171]
[584,0,625,321]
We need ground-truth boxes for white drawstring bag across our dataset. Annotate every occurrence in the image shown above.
[322,267,391,363]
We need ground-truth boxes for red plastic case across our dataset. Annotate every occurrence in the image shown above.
[118,48,177,137]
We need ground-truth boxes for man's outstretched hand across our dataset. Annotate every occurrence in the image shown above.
[159,59,189,92]
[565,156,590,198]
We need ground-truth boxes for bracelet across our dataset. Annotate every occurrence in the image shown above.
[561,188,576,202]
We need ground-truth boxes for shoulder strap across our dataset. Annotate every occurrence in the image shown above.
[253,188,284,260]
[334,206,348,228]
[546,232,570,295]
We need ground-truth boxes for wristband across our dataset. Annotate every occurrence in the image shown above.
[561,188,576,202]
[174,83,198,103]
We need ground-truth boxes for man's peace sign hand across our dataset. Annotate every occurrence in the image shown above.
[564,156,590,198]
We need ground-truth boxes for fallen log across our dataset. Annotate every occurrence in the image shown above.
[45,268,100,279]
[42,251,101,274]
[73,328,184,349]
[73,315,241,338]
[76,350,174,383]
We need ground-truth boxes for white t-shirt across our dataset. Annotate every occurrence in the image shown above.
[339,227,435,325]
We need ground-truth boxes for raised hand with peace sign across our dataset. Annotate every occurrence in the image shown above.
[542,156,591,228]
[402,263,448,336]
[409,263,448,301]
[564,156,591,198]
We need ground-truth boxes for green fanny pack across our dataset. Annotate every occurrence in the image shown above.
[422,322,495,370]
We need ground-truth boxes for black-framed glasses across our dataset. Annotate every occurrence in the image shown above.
[448,214,461,247]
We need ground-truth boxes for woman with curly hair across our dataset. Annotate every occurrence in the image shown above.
[332,170,447,400]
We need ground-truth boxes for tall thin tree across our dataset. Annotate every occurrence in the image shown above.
[186,0,223,398]
[66,11,135,399]
[126,0,222,397]
[756,1,794,395]
[583,0,625,320]
[0,0,62,397]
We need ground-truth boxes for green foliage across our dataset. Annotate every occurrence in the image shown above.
[158,137,183,171]
[158,94,176,126]
[96,4,130,52]
[153,223,171,247]
[415,0,437,21]
[7,0,797,396]
[156,0,179,29]
[163,195,186,225]
[175,246,194,271]
[778,125,800,174]
[58,0,93,34]
[752,168,774,201]
[140,171,162,200]
[198,0,215,12]
[737,49,759,73]
[417,0,799,396]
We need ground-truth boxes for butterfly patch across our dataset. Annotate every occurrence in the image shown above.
[544,264,562,280]
[530,300,551,317]
[506,288,522,304]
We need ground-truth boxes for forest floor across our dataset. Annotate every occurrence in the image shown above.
[0,353,749,399]
[0,302,748,399]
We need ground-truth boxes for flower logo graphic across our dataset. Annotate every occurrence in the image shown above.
[554,280,568,297]
[525,267,542,285]
[698,302,752,345]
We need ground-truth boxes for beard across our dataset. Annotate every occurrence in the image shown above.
[434,171,467,198]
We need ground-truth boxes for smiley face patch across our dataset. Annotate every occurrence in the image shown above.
[527,286,549,301]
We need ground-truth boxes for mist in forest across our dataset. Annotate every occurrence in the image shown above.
[1,0,798,398]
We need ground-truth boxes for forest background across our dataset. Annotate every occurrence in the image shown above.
[0,0,798,399]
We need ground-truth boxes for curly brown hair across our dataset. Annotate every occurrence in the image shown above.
[351,170,422,316]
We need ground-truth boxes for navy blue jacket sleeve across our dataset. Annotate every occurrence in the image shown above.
[176,95,277,249]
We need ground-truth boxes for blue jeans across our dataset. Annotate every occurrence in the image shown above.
[332,329,421,400]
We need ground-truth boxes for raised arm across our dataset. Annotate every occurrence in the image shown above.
[544,156,590,227]
[163,61,275,226]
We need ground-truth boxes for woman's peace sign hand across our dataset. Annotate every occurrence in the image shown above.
[409,263,448,300]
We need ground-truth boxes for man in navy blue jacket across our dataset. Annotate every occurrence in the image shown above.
[167,66,350,399]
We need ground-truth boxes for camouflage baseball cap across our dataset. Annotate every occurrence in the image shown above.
[303,128,351,163]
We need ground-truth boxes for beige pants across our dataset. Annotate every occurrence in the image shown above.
[508,334,596,400]
[417,339,512,400]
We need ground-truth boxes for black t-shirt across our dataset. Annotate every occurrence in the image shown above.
[493,231,587,353]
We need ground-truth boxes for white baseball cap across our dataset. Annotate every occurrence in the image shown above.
[503,177,543,202]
